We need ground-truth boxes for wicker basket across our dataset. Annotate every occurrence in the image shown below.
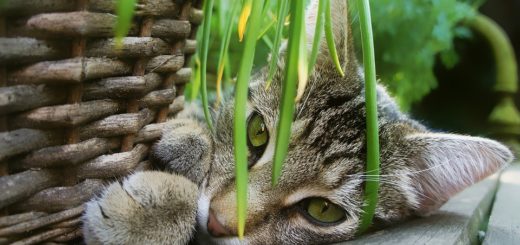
[0,0,201,243]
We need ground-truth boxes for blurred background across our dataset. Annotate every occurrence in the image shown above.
[413,0,520,135]
[413,0,520,156]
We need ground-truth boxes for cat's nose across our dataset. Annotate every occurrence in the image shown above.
[207,209,236,237]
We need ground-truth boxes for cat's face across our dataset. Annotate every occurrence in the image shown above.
[194,1,512,244]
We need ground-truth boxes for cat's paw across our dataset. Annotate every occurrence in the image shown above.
[83,171,198,245]
[151,118,212,185]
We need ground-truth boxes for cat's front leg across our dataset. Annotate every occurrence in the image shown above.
[83,171,198,245]
[151,104,213,186]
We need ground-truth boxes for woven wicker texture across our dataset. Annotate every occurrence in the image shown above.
[0,1,202,244]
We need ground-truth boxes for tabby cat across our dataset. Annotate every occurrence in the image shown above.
[83,0,513,244]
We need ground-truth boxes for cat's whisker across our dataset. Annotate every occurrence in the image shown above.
[352,159,469,178]
[404,185,439,203]
[297,78,316,118]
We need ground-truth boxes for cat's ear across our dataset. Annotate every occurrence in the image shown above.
[304,0,358,74]
[404,133,513,215]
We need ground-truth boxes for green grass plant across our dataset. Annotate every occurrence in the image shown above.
[233,0,265,238]
[355,0,380,234]
[272,0,307,185]
[115,0,136,48]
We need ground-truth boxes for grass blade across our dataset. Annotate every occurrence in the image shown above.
[272,0,306,185]
[257,17,276,40]
[256,0,273,40]
[200,0,215,131]
[233,0,265,238]
[324,0,345,77]
[215,2,241,105]
[308,0,327,72]
[355,0,381,234]
[115,0,136,48]
[189,56,201,101]
[295,17,308,102]
[262,0,272,17]
[265,0,289,89]
[238,0,252,42]
[261,35,274,50]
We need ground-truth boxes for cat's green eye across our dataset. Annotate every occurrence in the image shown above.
[247,113,269,148]
[304,198,346,225]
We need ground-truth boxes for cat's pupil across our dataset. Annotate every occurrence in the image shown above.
[255,123,265,136]
[321,202,329,213]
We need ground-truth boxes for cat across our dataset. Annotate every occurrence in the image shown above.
[83,0,513,244]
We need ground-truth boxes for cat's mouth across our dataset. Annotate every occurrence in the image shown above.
[207,209,235,237]
[197,192,243,245]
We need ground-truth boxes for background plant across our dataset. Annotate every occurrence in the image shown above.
[190,0,488,111]
[349,0,486,110]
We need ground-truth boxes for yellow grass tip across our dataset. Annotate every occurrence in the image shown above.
[295,59,309,102]
[238,3,252,42]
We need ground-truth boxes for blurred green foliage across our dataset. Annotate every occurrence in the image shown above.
[189,0,487,110]
[115,0,136,47]
[349,0,485,110]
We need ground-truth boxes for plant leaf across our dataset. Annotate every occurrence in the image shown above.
[308,0,327,72]
[257,17,276,40]
[215,2,241,106]
[272,0,306,185]
[324,0,344,77]
[349,0,478,110]
[238,0,252,42]
[256,0,274,40]
[115,0,136,48]
[200,0,215,131]
[355,0,380,234]
[265,0,289,89]
[233,0,265,238]
[295,19,308,102]
[189,56,202,101]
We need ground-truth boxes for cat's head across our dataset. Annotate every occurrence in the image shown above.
[196,0,513,244]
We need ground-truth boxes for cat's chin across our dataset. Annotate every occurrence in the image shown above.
[196,233,244,245]
[197,192,245,245]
